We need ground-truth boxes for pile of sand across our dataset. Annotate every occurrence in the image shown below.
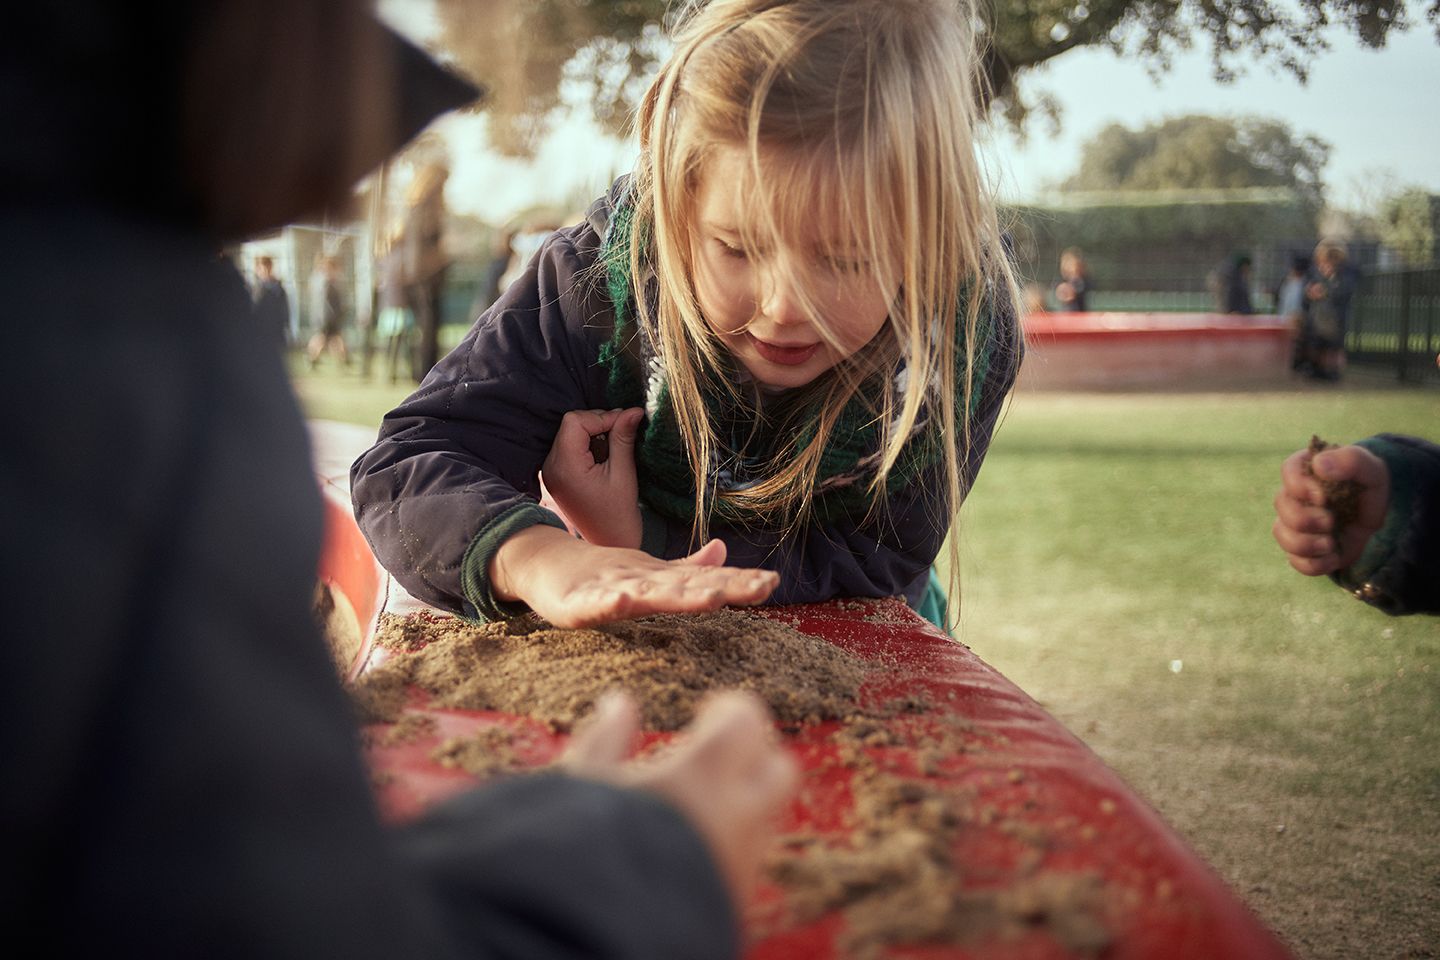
[351,608,869,732]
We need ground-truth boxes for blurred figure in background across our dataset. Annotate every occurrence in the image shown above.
[1306,240,1358,382]
[403,161,450,381]
[376,226,414,384]
[306,252,350,370]
[1276,254,1313,374]
[1210,252,1254,315]
[251,253,290,350]
[1053,246,1091,312]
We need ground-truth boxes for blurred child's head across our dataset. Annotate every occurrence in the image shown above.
[1059,248,1086,280]
[1314,241,1346,277]
[629,0,1015,531]
[255,255,275,280]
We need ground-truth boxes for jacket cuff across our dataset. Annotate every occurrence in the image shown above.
[460,503,569,621]
[1329,435,1436,615]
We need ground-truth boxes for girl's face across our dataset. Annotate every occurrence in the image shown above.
[689,145,896,390]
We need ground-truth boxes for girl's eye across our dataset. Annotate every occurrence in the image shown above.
[824,256,868,275]
[715,238,748,260]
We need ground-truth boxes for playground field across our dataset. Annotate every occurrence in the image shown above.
[295,363,1438,959]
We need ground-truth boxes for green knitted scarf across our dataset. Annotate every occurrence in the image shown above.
[594,185,998,526]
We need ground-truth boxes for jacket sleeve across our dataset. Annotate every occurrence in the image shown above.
[351,223,612,618]
[640,295,1022,608]
[1331,433,1440,616]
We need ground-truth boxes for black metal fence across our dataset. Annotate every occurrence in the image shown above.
[1013,240,1390,316]
[1350,266,1440,385]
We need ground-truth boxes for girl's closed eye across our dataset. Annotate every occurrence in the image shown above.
[715,237,749,260]
[823,254,868,276]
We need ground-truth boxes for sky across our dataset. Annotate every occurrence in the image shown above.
[379,1,1439,223]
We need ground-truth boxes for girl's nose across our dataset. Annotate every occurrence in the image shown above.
[759,267,806,326]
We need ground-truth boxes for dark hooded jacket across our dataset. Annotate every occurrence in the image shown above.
[0,3,735,957]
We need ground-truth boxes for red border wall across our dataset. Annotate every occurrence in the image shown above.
[1019,312,1293,390]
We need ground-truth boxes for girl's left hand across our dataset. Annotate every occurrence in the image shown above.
[542,407,646,549]
[490,527,779,628]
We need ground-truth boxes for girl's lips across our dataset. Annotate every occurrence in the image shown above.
[748,333,820,366]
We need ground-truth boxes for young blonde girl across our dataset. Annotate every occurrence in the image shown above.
[352,0,1022,629]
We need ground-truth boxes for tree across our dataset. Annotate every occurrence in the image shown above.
[432,0,1439,156]
[1061,115,1331,208]
[433,0,664,156]
[1378,188,1440,265]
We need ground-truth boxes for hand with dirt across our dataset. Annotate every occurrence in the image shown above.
[489,525,778,628]
[542,407,646,549]
[1273,441,1390,576]
[562,690,799,909]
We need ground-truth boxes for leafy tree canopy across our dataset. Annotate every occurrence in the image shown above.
[1060,114,1331,208]
[433,0,1438,156]
[1378,188,1440,265]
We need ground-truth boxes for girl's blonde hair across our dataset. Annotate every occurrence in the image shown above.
[628,0,1018,609]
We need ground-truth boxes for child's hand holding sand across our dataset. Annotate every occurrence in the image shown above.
[1273,438,1390,576]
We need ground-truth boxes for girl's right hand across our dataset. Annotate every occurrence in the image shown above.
[489,526,779,628]
[542,407,646,549]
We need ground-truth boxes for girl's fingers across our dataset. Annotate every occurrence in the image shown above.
[609,407,646,452]
[557,409,629,450]
[668,561,776,597]
[561,558,778,626]
[720,570,779,604]
[683,563,778,603]
[681,539,729,567]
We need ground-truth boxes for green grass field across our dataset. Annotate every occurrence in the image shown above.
[295,362,1438,958]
